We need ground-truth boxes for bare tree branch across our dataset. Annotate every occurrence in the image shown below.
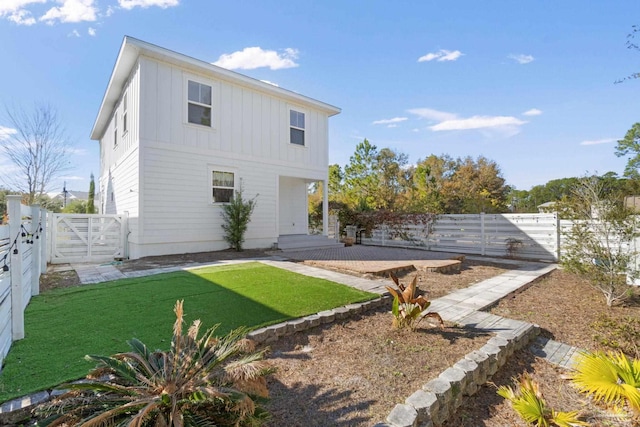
[0,103,73,204]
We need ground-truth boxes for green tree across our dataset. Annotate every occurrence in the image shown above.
[615,122,640,179]
[442,156,509,213]
[87,173,96,213]
[34,193,62,212]
[328,163,344,203]
[343,139,380,210]
[62,199,87,213]
[220,187,257,251]
[561,176,638,306]
[398,154,452,213]
[375,147,408,210]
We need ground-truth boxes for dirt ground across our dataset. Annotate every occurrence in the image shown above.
[36,255,640,426]
[262,260,513,426]
[445,269,640,427]
[35,251,511,426]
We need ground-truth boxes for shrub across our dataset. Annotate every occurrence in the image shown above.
[386,272,443,330]
[560,176,639,307]
[592,314,640,359]
[571,351,640,416]
[221,187,257,251]
[37,300,272,426]
[497,373,587,426]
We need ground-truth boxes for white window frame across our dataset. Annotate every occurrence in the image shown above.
[122,92,128,135]
[187,79,213,127]
[113,112,118,149]
[289,109,305,146]
[210,168,236,204]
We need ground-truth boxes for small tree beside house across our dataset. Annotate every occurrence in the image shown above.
[221,188,257,252]
[561,176,640,307]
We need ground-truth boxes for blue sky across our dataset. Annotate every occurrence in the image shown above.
[0,0,639,194]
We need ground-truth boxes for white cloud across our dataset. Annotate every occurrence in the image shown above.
[105,5,114,16]
[0,126,17,140]
[59,175,85,181]
[523,108,542,116]
[387,124,398,128]
[418,49,463,62]
[407,108,457,122]
[87,26,95,36]
[509,54,534,64]
[68,147,87,155]
[68,28,80,37]
[408,107,528,133]
[213,47,299,70]
[0,0,45,13]
[0,0,44,25]
[580,138,616,146]
[372,117,407,125]
[40,0,97,24]
[260,79,279,87]
[7,9,37,25]
[118,0,179,9]
[431,115,526,131]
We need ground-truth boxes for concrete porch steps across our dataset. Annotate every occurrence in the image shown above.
[277,234,344,251]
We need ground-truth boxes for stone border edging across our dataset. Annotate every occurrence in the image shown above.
[0,296,540,427]
[0,295,391,417]
[246,296,391,344]
[376,319,540,427]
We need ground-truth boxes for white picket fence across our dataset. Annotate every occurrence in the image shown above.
[361,213,560,261]
[0,196,47,369]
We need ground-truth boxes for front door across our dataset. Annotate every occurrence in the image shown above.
[278,177,308,235]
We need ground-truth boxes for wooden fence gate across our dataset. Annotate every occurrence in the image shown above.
[49,214,127,264]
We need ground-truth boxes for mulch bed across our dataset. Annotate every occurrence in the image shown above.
[445,269,640,427]
[261,261,514,426]
[264,307,491,426]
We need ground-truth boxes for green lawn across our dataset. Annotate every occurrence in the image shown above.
[0,262,377,402]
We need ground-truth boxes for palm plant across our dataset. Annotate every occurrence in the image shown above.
[571,351,640,416]
[497,373,587,427]
[386,272,443,330]
[37,300,272,426]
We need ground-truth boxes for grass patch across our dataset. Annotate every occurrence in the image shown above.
[0,262,377,402]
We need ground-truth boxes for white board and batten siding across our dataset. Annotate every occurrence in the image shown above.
[93,38,338,259]
[125,56,330,258]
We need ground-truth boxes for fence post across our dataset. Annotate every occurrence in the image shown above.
[40,208,47,274]
[7,195,24,340]
[555,213,561,262]
[47,212,54,264]
[480,212,486,256]
[30,204,40,296]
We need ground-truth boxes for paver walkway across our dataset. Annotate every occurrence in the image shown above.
[531,336,583,369]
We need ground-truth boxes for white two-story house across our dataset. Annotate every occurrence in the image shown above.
[90,37,341,259]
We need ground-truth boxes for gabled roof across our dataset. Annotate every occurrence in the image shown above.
[90,36,341,140]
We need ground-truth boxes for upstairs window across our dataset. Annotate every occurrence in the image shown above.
[212,170,234,203]
[290,110,305,146]
[113,113,118,149]
[123,92,128,134]
[188,80,212,127]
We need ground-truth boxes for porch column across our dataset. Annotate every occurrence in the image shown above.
[322,179,328,236]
